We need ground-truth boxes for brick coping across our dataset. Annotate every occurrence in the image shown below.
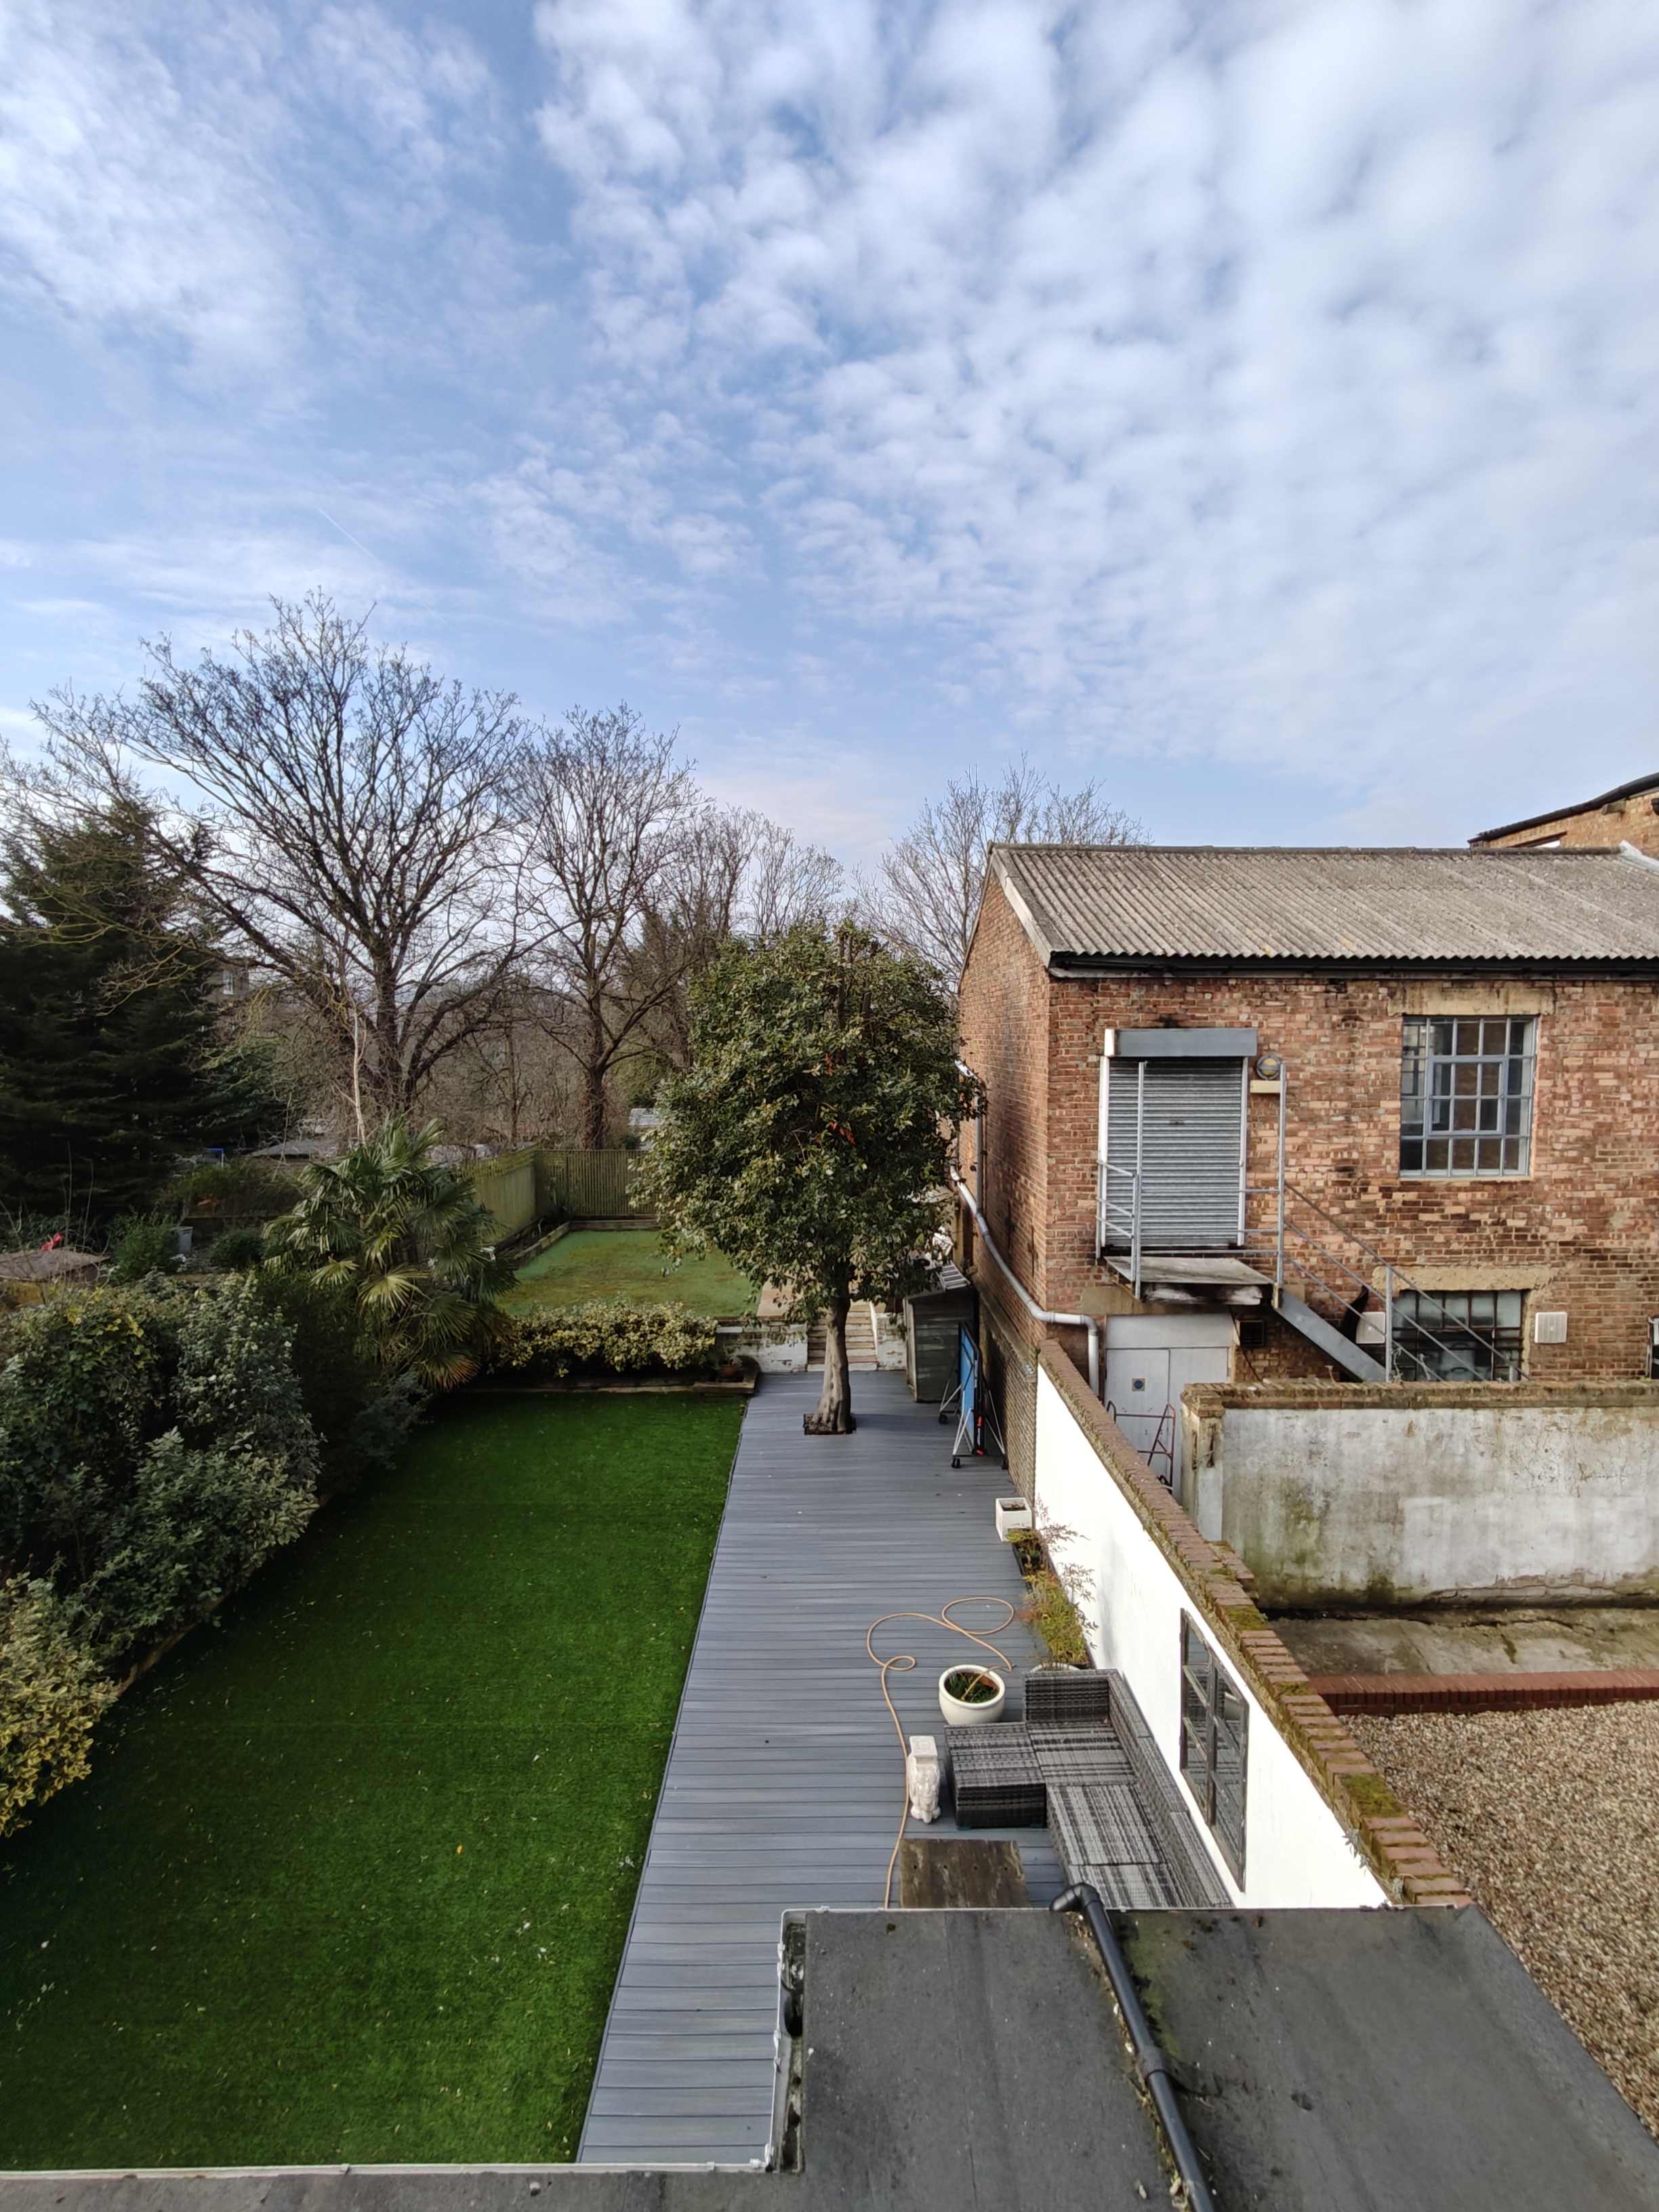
[1311,1668,1659,1715]
[1036,1341,1472,1907]
[1186,1379,1659,1413]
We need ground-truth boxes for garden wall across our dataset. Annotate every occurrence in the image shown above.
[1032,1349,1391,1910]
[1182,1381,1659,1608]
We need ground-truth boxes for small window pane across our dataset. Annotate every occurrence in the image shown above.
[1179,1614,1246,1883]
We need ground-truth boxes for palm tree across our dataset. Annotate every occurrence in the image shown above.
[264,1119,514,1389]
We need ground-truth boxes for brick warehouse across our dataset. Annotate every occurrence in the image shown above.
[955,842,1659,1498]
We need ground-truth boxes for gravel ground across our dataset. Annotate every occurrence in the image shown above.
[1351,1704,1659,2135]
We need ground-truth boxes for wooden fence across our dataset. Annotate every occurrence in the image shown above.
[533,1148,641,1220]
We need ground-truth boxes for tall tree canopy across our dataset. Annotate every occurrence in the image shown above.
[34,595,529,1120]
[642,923,979,1433]
[0,799,268,1222]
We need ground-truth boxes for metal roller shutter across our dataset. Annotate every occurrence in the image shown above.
[1105,1058,1245,1248]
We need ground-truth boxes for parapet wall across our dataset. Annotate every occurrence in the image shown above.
[1183,1380,1659,1608]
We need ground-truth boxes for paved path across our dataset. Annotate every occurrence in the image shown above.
[578,1371,1062,2167]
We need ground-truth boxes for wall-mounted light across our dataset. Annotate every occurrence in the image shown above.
[1254,1053,1284,1082]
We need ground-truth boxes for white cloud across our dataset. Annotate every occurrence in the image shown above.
[526,0,1659,802]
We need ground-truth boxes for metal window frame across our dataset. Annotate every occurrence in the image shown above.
[1178,1612,1247,1884]
[1391,1287,1526,1383]
[1399,1014,1537,1180]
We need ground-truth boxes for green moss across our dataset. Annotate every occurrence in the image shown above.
[1333,1771,1403,1820]
[0,1393,743,2169]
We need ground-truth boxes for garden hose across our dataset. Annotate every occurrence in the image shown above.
[865,1599,1017,1908]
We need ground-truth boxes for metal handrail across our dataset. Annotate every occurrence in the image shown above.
[1097,1160,1142,1298]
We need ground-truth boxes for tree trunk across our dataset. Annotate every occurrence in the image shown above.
[804,1290,856,1434]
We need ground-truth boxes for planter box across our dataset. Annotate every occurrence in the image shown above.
[996,1496,1033,1540]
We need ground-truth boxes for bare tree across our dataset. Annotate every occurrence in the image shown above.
[741,816,849,942]
[33,596,529,1120]
[871,757,1143,992]
[516,704,714,1149]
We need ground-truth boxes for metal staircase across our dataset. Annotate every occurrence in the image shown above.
[1099,1069,1513,1385]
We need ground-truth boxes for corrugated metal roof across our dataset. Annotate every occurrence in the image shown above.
[989,844,1659,967]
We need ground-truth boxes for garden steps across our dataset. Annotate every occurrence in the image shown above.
[804,1300,880,1370]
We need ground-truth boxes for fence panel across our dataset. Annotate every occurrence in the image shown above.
[534,1148,640,1219]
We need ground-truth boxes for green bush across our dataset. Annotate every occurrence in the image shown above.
[491,1298,719,1380]
[108,1219,182,1282]
[0,1277,319,1665]
[0,1576,116,1838]
[249,1271,425,1494]
[167,1160,298,1220]
[209,1227,265,1271]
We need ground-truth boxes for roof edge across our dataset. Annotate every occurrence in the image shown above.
[1471,773,1659,846]
[985,848,1057,968]
[1048,954,1659,978]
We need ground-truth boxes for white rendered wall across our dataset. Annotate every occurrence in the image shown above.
[1033,1366,1385,1911]
[1193,1399,1659,1606]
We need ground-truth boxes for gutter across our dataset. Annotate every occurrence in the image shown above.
[948,1167,1101,1397]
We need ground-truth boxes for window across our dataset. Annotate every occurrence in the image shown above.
[1399,1017,1534,1176]
[1392,1289,1524,1382]
[1179,1616,1246,1881]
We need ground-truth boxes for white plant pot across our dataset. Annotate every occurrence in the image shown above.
[995,1496,1033,1540]
[938,1667,1006,1727]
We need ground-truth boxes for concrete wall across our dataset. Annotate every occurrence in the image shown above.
[1184,1381,1659,1607]
[1033,1359,1386,1910]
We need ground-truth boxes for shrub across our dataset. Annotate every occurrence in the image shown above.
[167,1160,298,1220]
[0,1577,116,1839]
[108,1219,181,1282]
[249,1272,426,1494]
[0,1277,319,1665]
[492,1299,719,1380]
[209,1227,265,1271]
[1020,1570,1090,1667]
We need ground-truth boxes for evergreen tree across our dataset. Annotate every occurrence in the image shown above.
[0,801,267,1223]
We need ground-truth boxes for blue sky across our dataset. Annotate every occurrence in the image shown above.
[3,0,1658,865]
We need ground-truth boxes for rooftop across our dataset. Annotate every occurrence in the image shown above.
[987,842,1659,970]
[1472,771,1659,845]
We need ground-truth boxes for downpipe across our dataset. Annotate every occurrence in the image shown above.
[1052,1883,1217,2212]
[948,1168,1101,1396]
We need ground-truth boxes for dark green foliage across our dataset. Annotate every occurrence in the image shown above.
[208,1227,265,1271]
[108,1220,182,1282]
[642,922,976,1315]
[243,1271,424,1496]
[264,1118,514,1389]
[491,1298,719,1379]
[167,1159,297,1221]
[0,802,264,1223]
[0,1393,742,2165]
[0,1279,318,1666]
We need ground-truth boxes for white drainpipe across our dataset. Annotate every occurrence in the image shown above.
[949,1168,1102,1399]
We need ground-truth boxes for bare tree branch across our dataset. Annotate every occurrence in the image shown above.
[30,595,531,1115]
[870,756,1143,991]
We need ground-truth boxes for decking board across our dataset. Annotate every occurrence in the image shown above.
[578,1372,1063,2166]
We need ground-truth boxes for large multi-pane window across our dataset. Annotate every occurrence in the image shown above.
[1179,1616,1246,1881]
[1399,1017,1535,1176]
[1391,1289,1525,1382]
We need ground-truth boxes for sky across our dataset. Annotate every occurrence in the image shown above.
[3,0,1658,865]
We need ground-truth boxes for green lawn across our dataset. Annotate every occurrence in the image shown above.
[0,1393,743,2170]
[512,1229,758,1314]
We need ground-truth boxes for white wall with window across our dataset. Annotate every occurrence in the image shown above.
[1033,1361,1387,1910]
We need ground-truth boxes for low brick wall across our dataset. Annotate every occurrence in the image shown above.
[1313,1669,1659,1715]
[1183,1380,1659,1608]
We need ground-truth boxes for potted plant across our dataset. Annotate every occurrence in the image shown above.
[938,1666,1006,1727]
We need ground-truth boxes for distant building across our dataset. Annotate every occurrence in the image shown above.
[1471,771,1659,855]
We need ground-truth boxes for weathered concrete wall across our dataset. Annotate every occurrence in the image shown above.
[1184,1381,1659,1607]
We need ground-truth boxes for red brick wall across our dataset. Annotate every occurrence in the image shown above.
[1476,792,1659,855]
[958,876,1051,1285]
[958,917,1659,1382]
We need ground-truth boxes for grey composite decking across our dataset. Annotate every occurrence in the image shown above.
[577,1371,1064,2167]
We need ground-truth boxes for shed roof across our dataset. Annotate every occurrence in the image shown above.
[987,844,1659,971]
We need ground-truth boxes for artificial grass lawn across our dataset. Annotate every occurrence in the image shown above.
[0,1393,743,2170]
[512,1229,757,1315]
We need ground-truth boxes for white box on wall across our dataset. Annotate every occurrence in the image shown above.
[1534,1311,1568,1345]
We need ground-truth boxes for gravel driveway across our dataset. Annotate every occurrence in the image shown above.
[1351,1704,1659,2136]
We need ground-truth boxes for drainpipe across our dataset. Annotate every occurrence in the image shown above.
[949,1168,1102,1398]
